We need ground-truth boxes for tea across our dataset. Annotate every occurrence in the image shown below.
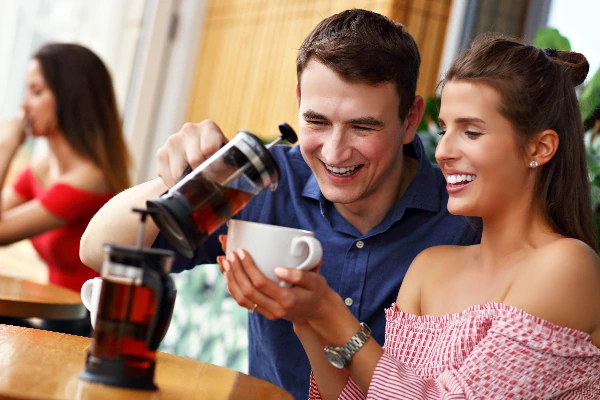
[88,278,157,373]
[180,174,255,242]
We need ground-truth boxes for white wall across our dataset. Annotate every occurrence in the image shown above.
[547,0,599,81]
[0,0,145,117]
[123,0,207,183]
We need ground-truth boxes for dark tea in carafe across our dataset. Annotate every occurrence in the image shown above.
[184,175,255,243]
[89,278,157,369]
[80,242,176,391]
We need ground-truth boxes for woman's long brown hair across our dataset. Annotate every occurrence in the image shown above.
[34,43,132,193]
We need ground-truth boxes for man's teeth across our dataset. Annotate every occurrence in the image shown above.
[447,174,476,184]
[325,163,358,176]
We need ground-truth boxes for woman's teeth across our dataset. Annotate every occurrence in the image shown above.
[447,174,476,184]
[325,163,359,176]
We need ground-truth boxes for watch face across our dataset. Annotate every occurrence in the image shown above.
[324,347,345,369]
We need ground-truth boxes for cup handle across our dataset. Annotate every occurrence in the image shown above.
[80,279,96,311]
[279,237,322,288]
[291,236,323,271]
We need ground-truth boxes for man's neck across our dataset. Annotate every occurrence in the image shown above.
[334,156,419,235]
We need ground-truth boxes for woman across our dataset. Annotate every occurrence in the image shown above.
[220,35,600,398]
[0,43,131,295]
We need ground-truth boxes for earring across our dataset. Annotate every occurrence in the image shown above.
[529,160,538,168]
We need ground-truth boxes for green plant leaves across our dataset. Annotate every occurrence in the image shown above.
[159,264,249,373]
[532,28,571,51]
[580,68,600,121]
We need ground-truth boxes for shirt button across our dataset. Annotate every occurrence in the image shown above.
[355,240,364,249]
[344,297,353,306]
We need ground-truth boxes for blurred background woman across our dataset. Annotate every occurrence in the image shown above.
[0,43,131,334]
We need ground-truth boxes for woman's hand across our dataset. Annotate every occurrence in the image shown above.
[0,112,27,151]
[217,249,338,324]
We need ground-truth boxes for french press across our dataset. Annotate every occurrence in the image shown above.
[80,209,177,391]
[146,122,297,257]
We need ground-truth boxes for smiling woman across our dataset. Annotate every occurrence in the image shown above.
[439,35,595,251]
[436,81,531,217]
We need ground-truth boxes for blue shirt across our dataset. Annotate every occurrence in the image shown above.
[155,136,480,400]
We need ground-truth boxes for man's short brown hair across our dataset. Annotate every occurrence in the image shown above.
[297,9,420,121]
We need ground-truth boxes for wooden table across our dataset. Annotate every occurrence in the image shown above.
[0,325,293,399]
[0,275,86,320]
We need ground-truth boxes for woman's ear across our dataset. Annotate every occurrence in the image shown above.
[528,130,559,167]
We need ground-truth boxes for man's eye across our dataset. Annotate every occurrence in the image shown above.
[354,126,373,131]
[307,120,325,125]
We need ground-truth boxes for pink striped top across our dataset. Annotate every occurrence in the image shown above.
[309,303,600,399]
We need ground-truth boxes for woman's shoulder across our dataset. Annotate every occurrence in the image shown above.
[58,163,112,194]
[29,158,111,194]
[506,238,600,341]
[396,245,477,314]
[411,244,477,275]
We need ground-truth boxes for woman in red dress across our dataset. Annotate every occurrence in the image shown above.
[0,43,131,335]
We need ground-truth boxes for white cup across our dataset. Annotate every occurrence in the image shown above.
[226,220,323,287]
[80,277,102,329]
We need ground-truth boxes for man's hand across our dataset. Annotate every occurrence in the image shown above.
[156,120,228,188]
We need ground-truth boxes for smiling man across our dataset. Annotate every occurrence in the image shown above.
[80,9,479,399]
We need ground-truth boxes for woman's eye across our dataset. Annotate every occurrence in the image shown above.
[437,130,446,136]
[465,130,482,138]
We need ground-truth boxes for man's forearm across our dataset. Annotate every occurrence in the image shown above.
[80,178,167,272]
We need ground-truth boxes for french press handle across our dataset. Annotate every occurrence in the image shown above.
[143,268,177,351]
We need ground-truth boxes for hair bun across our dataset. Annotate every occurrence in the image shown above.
[555,50,589,86]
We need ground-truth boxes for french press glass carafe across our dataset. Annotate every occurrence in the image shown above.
[146,123,297,257]
[80,210,177,390]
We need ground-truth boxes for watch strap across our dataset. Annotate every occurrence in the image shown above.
[325,322,371,368]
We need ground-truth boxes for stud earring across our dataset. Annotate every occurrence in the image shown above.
[529,160,538,168]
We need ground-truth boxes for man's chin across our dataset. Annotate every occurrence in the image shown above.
[321,190,359,205]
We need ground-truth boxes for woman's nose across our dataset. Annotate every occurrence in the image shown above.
[20,96,29,111]
[434,131,458,164]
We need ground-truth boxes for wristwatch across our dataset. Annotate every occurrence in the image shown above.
[324,323,371,369]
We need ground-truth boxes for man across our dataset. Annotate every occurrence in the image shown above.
[80,9,479,399]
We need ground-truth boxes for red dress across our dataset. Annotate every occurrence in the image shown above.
[310,303,600,399]
[12,167,114,292]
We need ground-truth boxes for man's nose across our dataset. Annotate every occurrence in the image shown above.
[321,127,352,164]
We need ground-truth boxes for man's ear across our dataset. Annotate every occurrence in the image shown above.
[296,83,301,106]
[403,95,425,144]
[527,130,559,167]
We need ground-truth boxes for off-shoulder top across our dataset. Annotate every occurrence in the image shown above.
[309,302,600,399]
[12,167,114,292]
